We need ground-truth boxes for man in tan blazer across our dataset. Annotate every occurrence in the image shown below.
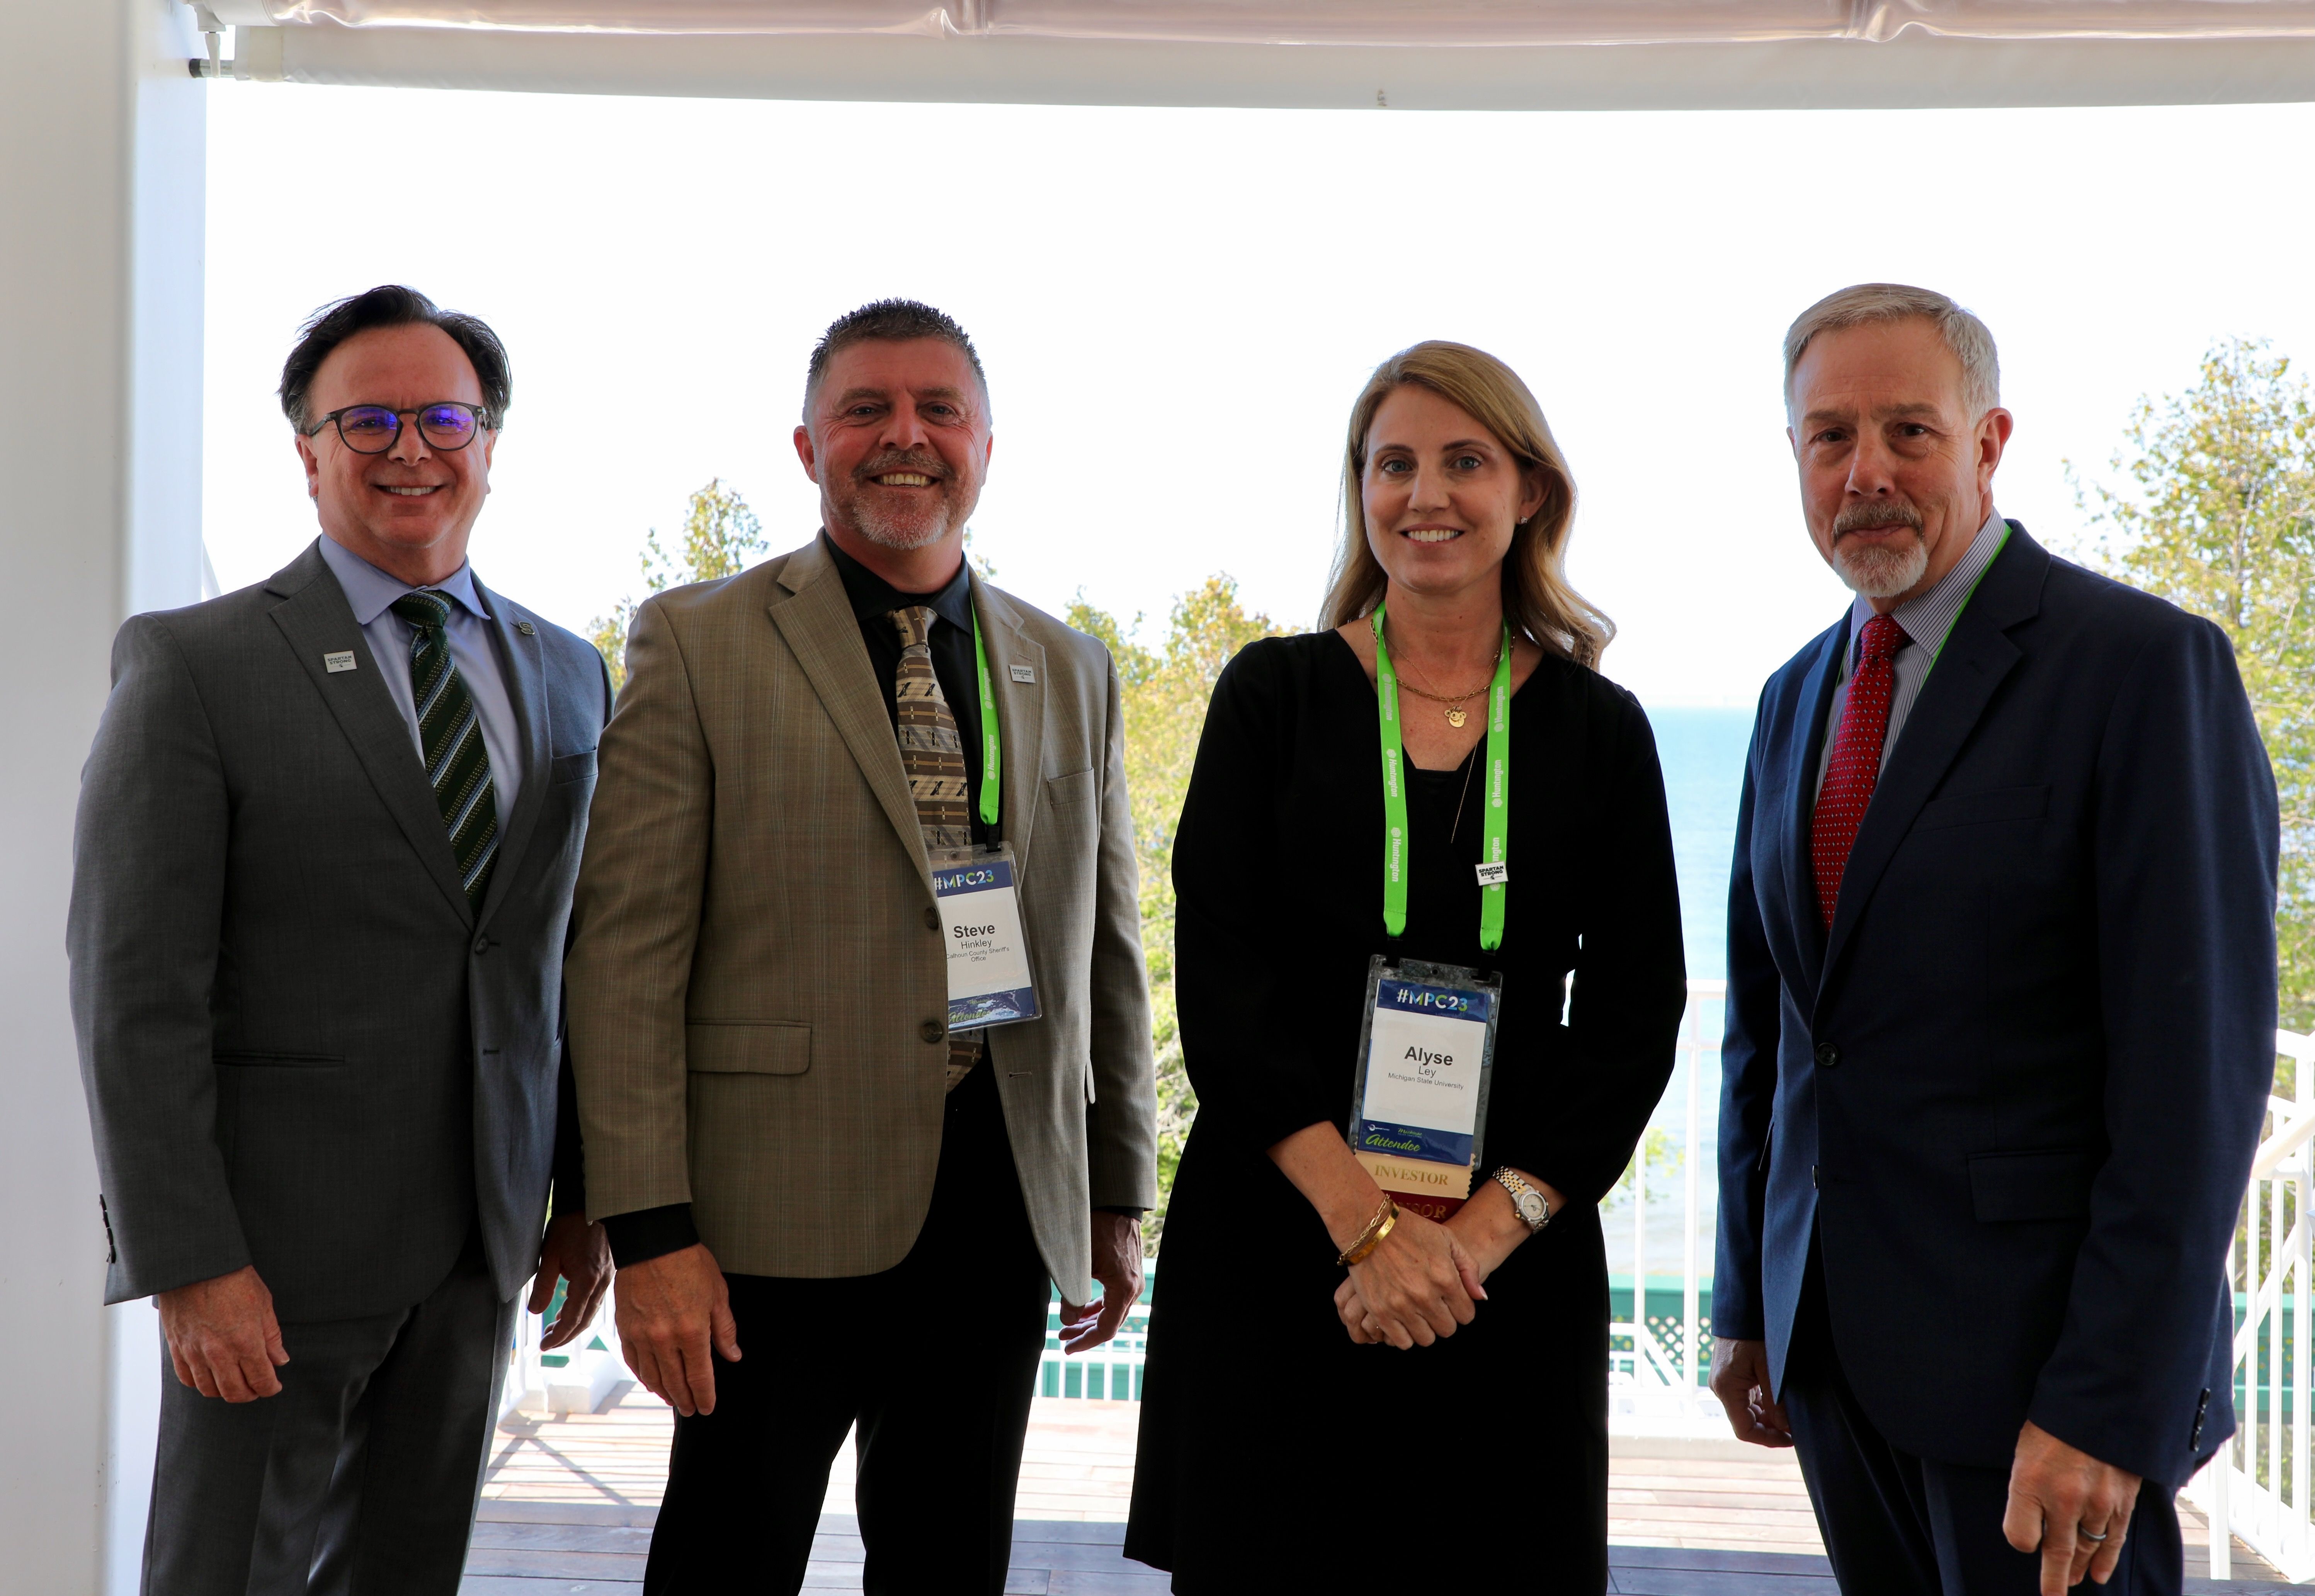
[565,299,1157,1595]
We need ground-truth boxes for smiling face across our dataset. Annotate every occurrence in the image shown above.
[1360,384,1547,605]
[295,322,496,587]
[1788,316,2012,609]
[794,338,992,569]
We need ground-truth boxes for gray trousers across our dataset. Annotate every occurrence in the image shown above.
[142,1234,514,1596]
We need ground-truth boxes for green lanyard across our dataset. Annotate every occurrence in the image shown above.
[1371,602,1513,952]
[970,608,1001,826]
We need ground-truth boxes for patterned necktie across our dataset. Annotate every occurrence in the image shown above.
[888,605,981,1090]
[390,591,499,911]
[1812,612,1905,931]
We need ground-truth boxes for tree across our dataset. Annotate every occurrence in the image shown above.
[2073,338,2315,1029]
[588,479,768,693]
[1067,578,1293,1244]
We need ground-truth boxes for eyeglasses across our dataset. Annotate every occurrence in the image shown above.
[305,402,493,454]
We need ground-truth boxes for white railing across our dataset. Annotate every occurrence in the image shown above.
[1610,979,1727,1435]
[501,1282,632,1420]
[2184,1026,2315,1581]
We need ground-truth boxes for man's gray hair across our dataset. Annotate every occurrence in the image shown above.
[1783,283,2001,419]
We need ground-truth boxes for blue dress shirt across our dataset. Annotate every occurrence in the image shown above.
[316,534,523,815]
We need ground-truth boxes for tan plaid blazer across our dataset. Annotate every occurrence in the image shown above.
[565,537,1157,1299]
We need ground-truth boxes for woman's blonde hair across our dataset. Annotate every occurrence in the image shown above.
[1318,340,1613,669]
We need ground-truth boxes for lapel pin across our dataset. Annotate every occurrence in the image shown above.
[323,650,358,674]
[516,621,536,636]
[1009,664,1036,684]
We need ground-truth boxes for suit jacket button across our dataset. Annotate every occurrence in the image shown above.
[473,935,490,956]
[925,906,941,931]
[921,1019,946,1044]
[1814,1042,1839,1069]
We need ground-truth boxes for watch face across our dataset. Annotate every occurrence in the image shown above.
[1517,1190,1547,1225]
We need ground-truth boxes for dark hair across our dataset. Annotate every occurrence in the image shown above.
[804,298,988,415]
[278,285,512,432]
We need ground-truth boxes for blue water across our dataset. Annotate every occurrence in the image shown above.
[1646,706,1753,982]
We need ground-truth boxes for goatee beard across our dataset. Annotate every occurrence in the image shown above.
[1830,504,1929,599]
[851,498,953,551]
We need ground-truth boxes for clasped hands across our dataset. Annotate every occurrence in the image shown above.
[1332,1187,1541,1350]
[1708,1338,2143,1594]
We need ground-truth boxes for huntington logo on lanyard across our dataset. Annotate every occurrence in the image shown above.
[1371,602,1513,951]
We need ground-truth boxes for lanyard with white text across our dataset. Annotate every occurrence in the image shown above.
[1372,602,1513,952]
[971,607,1001,827]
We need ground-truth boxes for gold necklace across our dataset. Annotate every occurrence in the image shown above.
[1385,628,1502,728]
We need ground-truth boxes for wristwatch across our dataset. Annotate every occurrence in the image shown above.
[1492,1167,1552,1232]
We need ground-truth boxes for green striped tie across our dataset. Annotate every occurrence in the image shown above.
[390,591,499,910]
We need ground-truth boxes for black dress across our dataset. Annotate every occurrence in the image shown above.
[1124,632,1686,1593]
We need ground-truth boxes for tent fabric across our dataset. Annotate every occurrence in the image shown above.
[204,1,2315,44]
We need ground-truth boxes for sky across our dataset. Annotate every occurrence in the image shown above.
[203,88,2315,707]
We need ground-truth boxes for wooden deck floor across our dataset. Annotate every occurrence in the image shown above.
[464,1389,2293,1593]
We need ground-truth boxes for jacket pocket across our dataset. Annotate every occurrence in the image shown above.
[685,1022,811,1075]
[549,748,598,787]
[214,1051,346,1068]
[1916,784,2050,832]
[1045,768,1097,809]
[1969,1147,2099,1222]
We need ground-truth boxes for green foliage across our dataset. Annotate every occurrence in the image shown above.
[1606,1127,1683,1208]
[2073,339,2315,1029]
[1068,577,1294,1246]
[588,479,768,694]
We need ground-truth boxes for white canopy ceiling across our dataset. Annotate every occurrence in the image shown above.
[198,0,2315,107]
[197,2,2315,42]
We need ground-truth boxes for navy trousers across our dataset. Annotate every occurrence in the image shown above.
[1785,1267,2183,1596]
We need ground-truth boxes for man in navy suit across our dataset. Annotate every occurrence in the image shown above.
[1709,283,2278,1596]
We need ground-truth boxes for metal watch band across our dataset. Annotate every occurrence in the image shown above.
[1492,1166,1551,1231]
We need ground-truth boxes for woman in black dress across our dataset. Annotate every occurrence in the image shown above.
[1125,342,1686,1592]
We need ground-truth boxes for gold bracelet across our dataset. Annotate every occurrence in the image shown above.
[1337,1196,1400,1267]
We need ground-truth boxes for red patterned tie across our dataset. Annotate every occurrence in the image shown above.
[1812,613,1905,931]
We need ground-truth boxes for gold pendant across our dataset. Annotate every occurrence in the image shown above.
[1445,707,1468,728]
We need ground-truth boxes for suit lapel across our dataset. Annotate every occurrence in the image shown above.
[766,540,932,883]
[473,579,551,935]
[1781,619,1847,994]
[973,578,1048,861]
[1818,527,2045,987]
[265,542,474,925]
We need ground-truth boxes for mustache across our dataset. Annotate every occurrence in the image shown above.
[1833,501,1925,538]
[853,449,953,485]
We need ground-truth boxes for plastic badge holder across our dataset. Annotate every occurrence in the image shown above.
[932,844,1041,1032]
[1348,955,1502,1221]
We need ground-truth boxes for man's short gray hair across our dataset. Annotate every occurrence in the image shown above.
[1783,283,2001,419]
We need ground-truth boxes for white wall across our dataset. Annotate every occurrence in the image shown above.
[0,2,205,1590]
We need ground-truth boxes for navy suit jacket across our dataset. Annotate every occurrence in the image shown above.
[1714,523,2278,1486]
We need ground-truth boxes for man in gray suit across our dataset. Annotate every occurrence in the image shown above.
[71,284,612,1596]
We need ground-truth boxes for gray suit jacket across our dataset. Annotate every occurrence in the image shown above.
[70,539,609,1322]
[566,537,1158,1300]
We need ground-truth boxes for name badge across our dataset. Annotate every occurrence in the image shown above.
[1349,956,1502,1219]
[932,844,1040,1032]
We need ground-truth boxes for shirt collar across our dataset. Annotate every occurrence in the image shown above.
[1846,508,2008,660]
[820,529,975,636]
[317,534,491,627]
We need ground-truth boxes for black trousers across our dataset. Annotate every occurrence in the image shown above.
[643,1062,1052,1596]
[143,1226,512,1596]
[1785,1262,2182,1596]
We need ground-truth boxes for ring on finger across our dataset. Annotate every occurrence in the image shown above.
[2080,1526,2111,1543]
